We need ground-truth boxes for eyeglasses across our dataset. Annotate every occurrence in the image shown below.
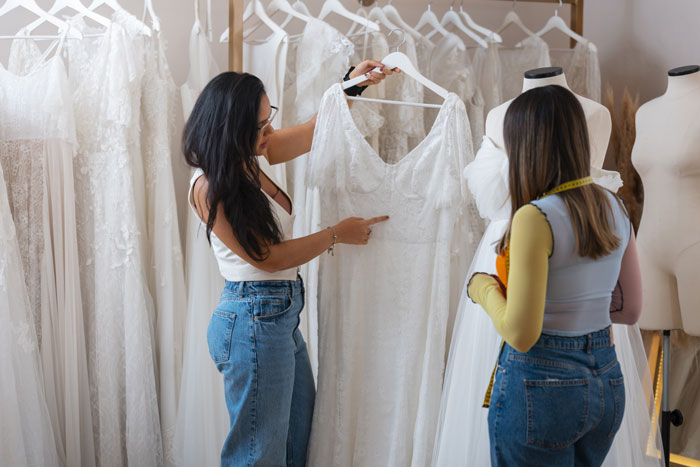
[257,105,278,132]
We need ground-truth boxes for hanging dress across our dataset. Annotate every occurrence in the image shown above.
[429,32,485,154]
[498,35,551,102]
[0,141,60,467]
[4,39,95,467]
[306,84,472,467]
[284,19,354,380]
[174,20,228,467]
[433,132,664,466]
[64,19,163,466]
[243,23,288,189]
[472,38,503,114]
[549,40,602,102]
[0,56,70,467]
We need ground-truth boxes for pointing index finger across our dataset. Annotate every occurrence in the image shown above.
[366,216,390,225]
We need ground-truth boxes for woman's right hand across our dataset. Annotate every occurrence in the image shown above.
[334,216,389,245]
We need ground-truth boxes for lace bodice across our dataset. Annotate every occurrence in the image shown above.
[549,41,602,102]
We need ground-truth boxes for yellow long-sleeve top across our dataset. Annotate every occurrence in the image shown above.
[468,204,552,353]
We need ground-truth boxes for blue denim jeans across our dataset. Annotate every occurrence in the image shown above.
[488,327,625,467]
[207,276,315,467]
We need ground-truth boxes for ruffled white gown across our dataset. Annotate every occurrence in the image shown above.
[306,84,475,467]
[433,135,664,466]
[174,21,228,467]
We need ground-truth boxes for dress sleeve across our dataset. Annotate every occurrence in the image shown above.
[467,204,553,352]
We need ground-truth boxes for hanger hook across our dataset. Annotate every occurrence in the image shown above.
[555,0,562,16]
[387,28,406,53]
[512,0,516,11]
[427,0,432,12]
[459,0,464,11]
[450,0,455,10]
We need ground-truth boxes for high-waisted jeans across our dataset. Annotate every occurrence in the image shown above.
[206,276,315,467]
[488,327,625,466]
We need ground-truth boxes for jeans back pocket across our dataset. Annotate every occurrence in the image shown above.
[207,310,236,363]
[608,376,625,439]
[525,378,590,449]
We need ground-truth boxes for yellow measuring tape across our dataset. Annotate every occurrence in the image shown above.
[482,175,594,409]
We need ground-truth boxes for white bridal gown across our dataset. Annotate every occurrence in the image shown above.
[306,84,476,467]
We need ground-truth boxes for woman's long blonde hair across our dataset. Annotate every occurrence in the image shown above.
[496,85,624,259]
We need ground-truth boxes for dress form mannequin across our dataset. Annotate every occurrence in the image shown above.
[632,65,700,335]
[484,66,612,168]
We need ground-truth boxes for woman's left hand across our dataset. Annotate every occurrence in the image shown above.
[350,60,400,87]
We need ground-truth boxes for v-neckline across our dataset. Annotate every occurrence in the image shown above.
[335,84,455,169]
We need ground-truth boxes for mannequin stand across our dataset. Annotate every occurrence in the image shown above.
[660,330,684,467]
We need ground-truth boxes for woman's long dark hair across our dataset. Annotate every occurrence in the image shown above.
[183,72,281,261]
[497,85,624,259]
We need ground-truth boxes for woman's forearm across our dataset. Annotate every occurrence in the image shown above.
[266,114,318,165]
[257,228,334,273]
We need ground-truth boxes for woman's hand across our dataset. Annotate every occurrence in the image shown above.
[334,216,390,245]
[349,60,400,87]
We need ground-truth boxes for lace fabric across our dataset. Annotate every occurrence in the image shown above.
[284,19,354,381]
[472,39,503,115]
[428,33,484,154]
[306,84,475,466]
[3,45,95,467]
[549,41,602,102]
[64,17,163,466]
[131,27,187,466]
[498,35,551,102]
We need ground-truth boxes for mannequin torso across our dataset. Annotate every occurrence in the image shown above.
[631,68,700,334]
[484,72,612,169]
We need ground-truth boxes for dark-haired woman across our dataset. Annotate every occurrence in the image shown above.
[467,85,643,466]
[184,62,394,466]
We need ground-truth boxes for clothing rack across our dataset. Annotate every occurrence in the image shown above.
[495,0,584,48]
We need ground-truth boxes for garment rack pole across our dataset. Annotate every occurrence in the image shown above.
[495,0,584,48]
[229,0,243,71]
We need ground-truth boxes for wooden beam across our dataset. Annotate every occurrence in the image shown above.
[228,0,243,72]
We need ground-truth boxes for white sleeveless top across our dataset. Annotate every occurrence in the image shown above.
[188,156,297,282]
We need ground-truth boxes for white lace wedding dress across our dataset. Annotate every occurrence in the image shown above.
[433,134,664,466]
[284,19,354,380]
[174,20,228,467]
[473,39,503,114]
[4,40,95,467]
[306,84,474,467]
[0,60,63,467]
[65,19,163,466]
[549,40,602,102]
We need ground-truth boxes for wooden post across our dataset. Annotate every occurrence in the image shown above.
[228,0,244,71]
